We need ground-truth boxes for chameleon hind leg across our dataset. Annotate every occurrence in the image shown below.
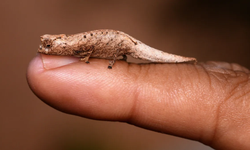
[120,55,127,61]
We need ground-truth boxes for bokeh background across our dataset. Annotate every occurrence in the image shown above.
[1,0,250,150]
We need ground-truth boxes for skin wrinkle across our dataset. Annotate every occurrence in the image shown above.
[141,64,151,80]
[119,63,144,122]
[200,64,213,90]
[194,63,201,80]
[214,103,248,149]
[223,72,250,105]
[126,63,142,83]
[134,64,150,83]
[188,75,213,144]
[210,89,236,149]
[239,85,250,100]
[208,69,250,149]
[228,75,250,103]
[243,67,250,73]
[230,63,245,72]
[196,64,225,146]
[202,62,244,75]
[208,92,224,148]
[126,64,171,126]
[184,65,197,89]
[126,81,141,123]
[230,64,239,71]
[117,67,141,120]
[208,71,230,86]
[230,63,235,71]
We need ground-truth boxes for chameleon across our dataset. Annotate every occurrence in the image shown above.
[38,29,197,69]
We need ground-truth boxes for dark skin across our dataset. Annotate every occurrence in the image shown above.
[27,54,250,150]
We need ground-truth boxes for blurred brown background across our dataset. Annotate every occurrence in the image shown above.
[1,0,249,150]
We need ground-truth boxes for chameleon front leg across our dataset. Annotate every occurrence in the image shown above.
[79,46,94,63]
[108,49,123,69]
[80,52,92,63]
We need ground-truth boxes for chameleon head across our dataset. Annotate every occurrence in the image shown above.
[38,34,67,55]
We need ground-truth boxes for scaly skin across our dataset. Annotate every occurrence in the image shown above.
[38,29,197,69]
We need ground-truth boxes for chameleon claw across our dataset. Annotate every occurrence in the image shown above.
[86,61,89,64]
[108,66,112,69]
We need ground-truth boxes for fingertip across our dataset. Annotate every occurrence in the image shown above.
[26,54,135,119]
[27,54,44,84]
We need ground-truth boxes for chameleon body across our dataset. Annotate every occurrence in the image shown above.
[38,29,197,69]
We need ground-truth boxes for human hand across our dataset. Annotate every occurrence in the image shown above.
[27,54,250,150]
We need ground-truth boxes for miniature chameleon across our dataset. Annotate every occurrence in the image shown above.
[38,29,197,69]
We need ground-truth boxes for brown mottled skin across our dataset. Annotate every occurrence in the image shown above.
[38,29,197,69]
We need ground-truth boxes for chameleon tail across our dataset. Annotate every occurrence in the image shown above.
[130,43,197,63]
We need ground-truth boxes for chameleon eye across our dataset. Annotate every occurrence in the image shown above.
[46,44,51,48]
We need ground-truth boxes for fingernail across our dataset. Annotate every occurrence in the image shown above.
[39,54,79,69]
